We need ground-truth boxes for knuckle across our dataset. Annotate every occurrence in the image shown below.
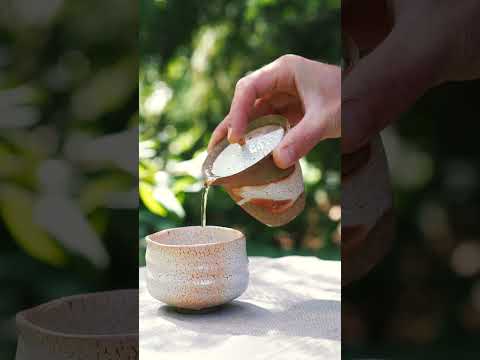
[280,54,297,63]
[235,77,249,91]
[323,102,341,138]
[222,115,231,127]
[303,112,327,142]
[278,54,302,67]
[304,125,321,146]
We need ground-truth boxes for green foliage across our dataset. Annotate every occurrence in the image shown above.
[140,0,341,264]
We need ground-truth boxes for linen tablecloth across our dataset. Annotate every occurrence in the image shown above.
[140,256,341,359]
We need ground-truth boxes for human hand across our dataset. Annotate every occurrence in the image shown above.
[342,0,480,154]
[207,55,341,169]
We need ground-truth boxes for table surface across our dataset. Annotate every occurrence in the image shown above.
[140,256,341,360]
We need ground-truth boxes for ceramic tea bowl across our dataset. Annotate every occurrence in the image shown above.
[146,226,249,311]
[15,290,138,360]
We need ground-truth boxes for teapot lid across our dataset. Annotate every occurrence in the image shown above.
[203,115,292,185]
[211,124,284,177]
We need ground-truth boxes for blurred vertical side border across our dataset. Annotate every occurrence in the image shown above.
[0,0,138,358]
[342,0,480,358]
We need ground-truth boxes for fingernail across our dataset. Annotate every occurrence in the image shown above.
[275,145,295,169]
[227,126,233,143]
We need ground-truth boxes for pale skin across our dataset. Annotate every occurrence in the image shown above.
[207,54,341,169]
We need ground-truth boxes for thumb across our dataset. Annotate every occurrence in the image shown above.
[273,108,332,169]
[342,26,441,154]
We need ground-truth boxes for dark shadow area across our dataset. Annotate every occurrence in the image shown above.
[0,0,138,358]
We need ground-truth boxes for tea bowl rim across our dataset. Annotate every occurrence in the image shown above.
[146,225,245,249]
[16,289,138,341]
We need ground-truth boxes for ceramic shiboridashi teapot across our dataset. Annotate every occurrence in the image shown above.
[202,115,305,227]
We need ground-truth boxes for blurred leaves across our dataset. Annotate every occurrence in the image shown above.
[0,0,138,358]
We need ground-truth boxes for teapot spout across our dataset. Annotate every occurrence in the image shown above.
[204,176,222,186]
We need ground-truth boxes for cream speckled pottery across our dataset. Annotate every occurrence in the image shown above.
[15,290,138,360]
[146,226,249,311]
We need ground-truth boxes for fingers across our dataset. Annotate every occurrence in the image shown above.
[250,93,304,125]
[208,92,302,152]
[249,98,275,120]
[272,107,329,169]
[208,98,268,151]
[227,55,297,143]
[342,26,440,154]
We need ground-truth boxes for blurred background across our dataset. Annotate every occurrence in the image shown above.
[139,0,341,266]
[0,0,137,358]
[342,79,480,356]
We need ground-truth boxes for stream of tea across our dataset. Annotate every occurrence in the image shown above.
[201,184,210,227]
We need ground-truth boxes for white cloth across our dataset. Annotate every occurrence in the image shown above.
[139,256,341,360]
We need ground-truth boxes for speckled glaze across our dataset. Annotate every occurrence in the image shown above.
[15,290,138,360]
[146,226,249,311]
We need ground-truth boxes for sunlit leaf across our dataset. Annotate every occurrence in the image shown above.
[171,176,198,194]
[166,150,207,179]
[153,187,185,218]
[141,81,172,117]
[139,181,167,216]
[0,184,66,266]
[300,158,322,185]
[166,55,188,81]
[168,123,205,155]
[139,160,158,183]
[139,139,157,159]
